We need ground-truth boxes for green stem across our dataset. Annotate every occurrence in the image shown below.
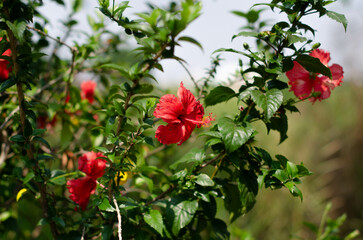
[317,203,332,239]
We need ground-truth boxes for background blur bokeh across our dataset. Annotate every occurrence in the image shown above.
[14,0,363,239]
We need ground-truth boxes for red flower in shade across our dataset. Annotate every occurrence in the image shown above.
[78,151,106,180]
[67,151,107,210]
[153,82,214,145]
[67,176,97,211]
[36,115,57,129]
[81,80,97,103]
[286,49,344,103]
[0,45,11,81]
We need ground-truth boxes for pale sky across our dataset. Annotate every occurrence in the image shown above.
[38,0,363,87]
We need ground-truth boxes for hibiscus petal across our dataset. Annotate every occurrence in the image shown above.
[67,176,97,211]
[78,151,107,180]
[329,64,344,87]
[310,49,331,66]
[153,94,183,124]
[81,80,97,103]
[177,82,197,114]
[183,101,205,125]
[155,123,184,145]
[0,60,10,81]
[178,122,196,146]
[312,77,332,102]
[286,62,312,99]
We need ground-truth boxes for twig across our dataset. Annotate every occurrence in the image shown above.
[113,195,123,240]
[176,59,200,92]
[144,145,166,159]
[194,152,226,173]
[0,106,19,130]
[146,184,175,205]
[34,75,64,97]
[26,25,77,53]
[81,226,86,240]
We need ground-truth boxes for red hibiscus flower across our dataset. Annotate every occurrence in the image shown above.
[78,151,107,180]
[67,151,107,210]
[286,49,343,103]
[67,176,97,211]
[153,82,214,145]
[36,115,57,129]
[0,42,12,81]
[81,80,97,103]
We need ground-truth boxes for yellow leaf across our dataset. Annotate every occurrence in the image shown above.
[16,188,28,202]
[114,171,130,186]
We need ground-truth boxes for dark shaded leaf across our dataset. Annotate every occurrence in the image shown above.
[205,86,236,107]
[295,55,332,79]
[0,78,16,92]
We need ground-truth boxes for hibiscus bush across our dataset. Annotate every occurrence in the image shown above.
[0,0,353,239]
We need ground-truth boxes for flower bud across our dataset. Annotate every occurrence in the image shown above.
[312,42,321,50]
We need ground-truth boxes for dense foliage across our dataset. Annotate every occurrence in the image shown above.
[0,0,356,239]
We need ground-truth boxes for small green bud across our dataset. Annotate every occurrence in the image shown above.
[243,42,250,50]
[312,42,321,49]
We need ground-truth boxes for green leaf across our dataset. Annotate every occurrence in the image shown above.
[286,161,298,178]
[23,172,35,184]
[6,20,27,43]
[232,31,258,40]
[273,169,288,182]
[195,173,214,187]
[0,78,16,92]
[205,86,236,107]
[295,55,332,79]
[170,148,205,170]
[100,63,130,78]
[251,89,283,120]
[266,114,288,143]
[284,182,303,200]
[238,87,256,101]
[218,117,254,153]
[212,218,230,240]
[102,225,112,240]
[52,217,66,228]
[98,198,116,212]
[171,200,198,235]
[143,209,165,236]
[327,11,347,31]
[287,34,307,45]
[222,183,242,222]
[303,221,318,233]
[49,172,67,185]
[24,118,33,138]
[10,134,25,142]
[238,170,258,214]
[36,154,54,161]
[178,36,203,51]
[33,136,51,149]
[72,0,83,12]
[134,83,153,94]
